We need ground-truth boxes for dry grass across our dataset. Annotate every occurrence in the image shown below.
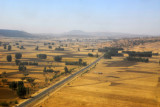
[36,41,160,107]
[0,37,99,104]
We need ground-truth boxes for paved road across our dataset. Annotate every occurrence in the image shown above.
[17,55,104,107]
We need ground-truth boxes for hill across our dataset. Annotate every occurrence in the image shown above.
[0,29,33,38]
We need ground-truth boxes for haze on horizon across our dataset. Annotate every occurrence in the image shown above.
[0,0,160,35]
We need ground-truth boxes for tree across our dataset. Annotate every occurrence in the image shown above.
[15,53,22,59]
[17,81,24,88]
[64,66,70,74]
[7,55,12,62]
[54,56,62,62]
[27,78,35,87]
[15,59,21,65]
[79,58,82,64]
[4,44,7,49]
[96,53,99,58]
[17,85,27,98]
[35,46,39,50]
[9,81,17,90]
[78,48,80,51]
[43,67,47,72]
[48,45,52,49]
[8,45,11,50]
[20,46,25,49]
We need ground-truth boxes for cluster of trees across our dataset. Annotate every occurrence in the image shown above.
[125,57,149,62]
[44,42,55,45]
[122,51,152,57]
[65,59,87,66]
[55,47,64,51]
[98,47,123,52]
[17,61,38,66]
[9,81,30,98]
[37,54,47,59]
[43,67,60,73]
[99,47,123,57]
[103,47,124,59]
[104,52,111,59]
[88,53,94,57]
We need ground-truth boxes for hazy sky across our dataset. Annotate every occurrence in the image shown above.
[0,0,160,35]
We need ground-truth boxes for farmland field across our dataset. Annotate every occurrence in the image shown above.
[36,39,160,107]
[0,36,102,106]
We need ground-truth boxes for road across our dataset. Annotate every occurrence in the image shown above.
[17,55,104,107]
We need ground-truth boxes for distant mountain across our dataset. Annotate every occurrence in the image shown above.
[65,30,90,35]
[64,30,152,38]
[0,29,33,38]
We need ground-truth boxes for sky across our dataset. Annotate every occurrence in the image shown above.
[0,0,160,35]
